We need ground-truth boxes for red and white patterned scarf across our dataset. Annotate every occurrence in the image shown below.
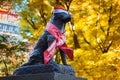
[44,22,73,64]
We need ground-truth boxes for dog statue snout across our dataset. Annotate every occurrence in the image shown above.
[62,13,72,23]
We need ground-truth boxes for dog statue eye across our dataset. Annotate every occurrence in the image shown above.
[54,13,63,19]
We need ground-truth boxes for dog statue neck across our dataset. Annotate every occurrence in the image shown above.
[50,19,66,33]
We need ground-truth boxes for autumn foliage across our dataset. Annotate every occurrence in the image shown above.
[0,0,120,80]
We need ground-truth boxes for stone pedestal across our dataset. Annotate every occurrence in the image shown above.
[0,64,87,80]
[0,72,87,80]
[13,64,75,76]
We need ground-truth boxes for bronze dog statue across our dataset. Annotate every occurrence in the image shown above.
[22,7,72,66]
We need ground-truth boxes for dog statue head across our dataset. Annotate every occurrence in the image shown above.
[50,7,72,33]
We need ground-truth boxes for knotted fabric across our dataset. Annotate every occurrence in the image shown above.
[44,22,73,64]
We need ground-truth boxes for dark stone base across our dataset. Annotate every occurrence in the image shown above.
[13,64,75,76]
[0,72,87,80]
[9,64,87,80]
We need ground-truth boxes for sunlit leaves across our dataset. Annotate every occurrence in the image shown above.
[69,49,120,80]
[1,0,120,79]
[67,0,120,79]
[0,35,29,76]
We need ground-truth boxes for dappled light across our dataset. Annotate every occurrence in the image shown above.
[0,0,120,80]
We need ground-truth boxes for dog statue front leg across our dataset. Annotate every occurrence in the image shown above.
[59,49,67,65]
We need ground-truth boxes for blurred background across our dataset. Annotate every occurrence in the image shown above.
[0,0,120,80]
